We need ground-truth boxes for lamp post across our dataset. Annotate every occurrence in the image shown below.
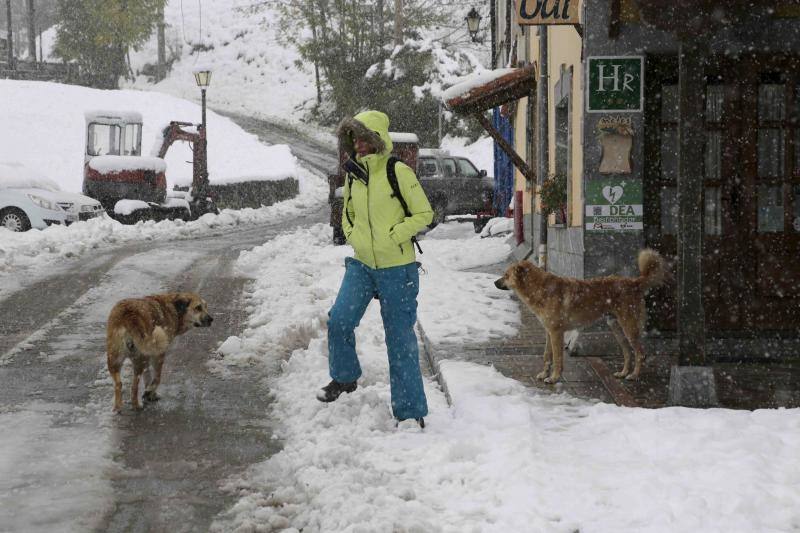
[192,67,212,206]
[466,7,482,43]
[193,66,211,129]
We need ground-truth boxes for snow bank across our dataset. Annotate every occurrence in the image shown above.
[0,79,297,193]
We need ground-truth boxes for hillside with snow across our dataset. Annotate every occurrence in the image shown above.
[0,80,297,194]
[126,1,318,131]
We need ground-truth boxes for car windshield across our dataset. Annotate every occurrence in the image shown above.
[456,158,480,178]
[419,157,437,177]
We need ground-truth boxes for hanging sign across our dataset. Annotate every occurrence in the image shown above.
[517,0,580,25]
[586,56,644,112]
[585,177,643,231]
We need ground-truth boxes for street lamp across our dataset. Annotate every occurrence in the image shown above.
[192,66,212,206]
[193,66,212,129]
[466,7,482,43]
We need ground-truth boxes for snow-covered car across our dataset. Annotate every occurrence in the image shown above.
[0,162,104,231]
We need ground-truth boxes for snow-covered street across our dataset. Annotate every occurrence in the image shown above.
[206,221,800,533]
[2,0,800,530]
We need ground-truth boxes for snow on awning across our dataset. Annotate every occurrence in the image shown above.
[442,65,536,114]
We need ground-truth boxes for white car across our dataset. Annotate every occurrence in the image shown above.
[0,162,104,232]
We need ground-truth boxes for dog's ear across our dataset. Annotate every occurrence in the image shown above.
[174,297,190,316]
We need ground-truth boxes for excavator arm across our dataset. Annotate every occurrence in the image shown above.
[157,121,215,215]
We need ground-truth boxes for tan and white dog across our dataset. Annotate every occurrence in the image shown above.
[494,250,667,383]
[106,292,213,412]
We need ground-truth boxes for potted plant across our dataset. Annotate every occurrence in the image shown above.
[540,173,567,224]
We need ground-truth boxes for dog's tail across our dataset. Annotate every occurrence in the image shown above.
[638,249,667,290]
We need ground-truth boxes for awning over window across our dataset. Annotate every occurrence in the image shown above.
[443,65,536,115]
[441,66,537,183]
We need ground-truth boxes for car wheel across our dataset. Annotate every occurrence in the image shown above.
[0,207,32,232]
[428,198,447,229]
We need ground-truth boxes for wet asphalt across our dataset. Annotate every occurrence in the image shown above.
[0,116,337,532]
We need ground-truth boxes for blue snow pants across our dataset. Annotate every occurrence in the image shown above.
[327,257,428,420]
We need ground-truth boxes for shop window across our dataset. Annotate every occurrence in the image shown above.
[757,184,784,233]
[554,94,570,225]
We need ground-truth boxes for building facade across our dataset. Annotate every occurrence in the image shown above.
[483,0,800,361]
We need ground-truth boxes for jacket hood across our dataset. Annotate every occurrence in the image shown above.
[336,110,393,158]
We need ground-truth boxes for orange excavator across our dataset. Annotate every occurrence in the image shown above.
[82,110,218,223]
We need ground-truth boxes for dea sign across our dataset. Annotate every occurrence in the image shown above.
[587,56,644,113]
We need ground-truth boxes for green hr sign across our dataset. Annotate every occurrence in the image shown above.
[585,177,643,231]
[587,56,643,112]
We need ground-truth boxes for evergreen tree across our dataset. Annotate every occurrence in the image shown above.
[54,0,165,88]
[266,0,483,142]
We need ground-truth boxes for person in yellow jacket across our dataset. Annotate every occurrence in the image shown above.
[316,110,433,428]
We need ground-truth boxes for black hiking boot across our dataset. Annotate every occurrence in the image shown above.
[316,380,357,402]
[395,417,425,429]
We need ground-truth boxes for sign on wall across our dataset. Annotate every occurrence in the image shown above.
[585,177,642,231]
[517,0,580,25]
[586,56,644,113]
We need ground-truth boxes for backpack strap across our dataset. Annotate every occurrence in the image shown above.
[386,157,423,255]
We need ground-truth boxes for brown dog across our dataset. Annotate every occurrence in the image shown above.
[494,249,666,383]
[106,292,213,412]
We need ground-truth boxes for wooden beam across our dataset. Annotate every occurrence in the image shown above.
[476,111,536,183]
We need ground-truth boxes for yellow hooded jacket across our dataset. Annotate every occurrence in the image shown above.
[339,110,433,269]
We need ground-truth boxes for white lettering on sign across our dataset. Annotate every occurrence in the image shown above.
[597,65,636,93]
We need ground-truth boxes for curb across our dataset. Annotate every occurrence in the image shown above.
[416,321,454,407]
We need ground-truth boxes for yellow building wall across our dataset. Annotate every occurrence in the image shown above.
[514,96,532,213]
[522,21,583,226]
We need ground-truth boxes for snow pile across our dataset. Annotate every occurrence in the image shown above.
[0,79,298,193]
[210,222,519,531]
[480,217,514,238]
[210,220,800,532]
[113,199,151,216]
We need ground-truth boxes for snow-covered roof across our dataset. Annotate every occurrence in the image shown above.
[88,156,167,174]
[84,110,143,125]
[441,69,516,101]
[389,132,419,144]
[419,148,451,157]
[0,161,60,191]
